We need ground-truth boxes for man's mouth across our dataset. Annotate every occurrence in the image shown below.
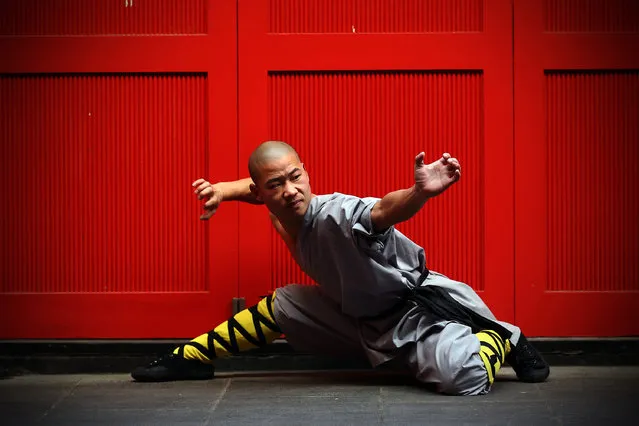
[288,199,303,208]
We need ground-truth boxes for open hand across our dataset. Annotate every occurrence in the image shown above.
[414,152,461,198]
[192,178,224,220]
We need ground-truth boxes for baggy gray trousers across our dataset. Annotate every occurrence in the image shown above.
[272,271,521,396]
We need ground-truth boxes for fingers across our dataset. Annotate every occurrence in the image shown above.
[193,180,212,198]
[442,153,461,168]
[417,152,459,167]
[449,159,461,175]
[199,186,214,200]
[200,198,218,220]
[204,195,219,208]
[200,208,217,220]
[443,154,461,180]
[192,178,219,219]
[200,197,218,218]
[418,152,461,181]
[442,153,460,169]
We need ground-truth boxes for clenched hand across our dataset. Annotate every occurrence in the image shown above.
[192,178,224,220]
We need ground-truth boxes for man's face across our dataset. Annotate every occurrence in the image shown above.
[253,152,312,221]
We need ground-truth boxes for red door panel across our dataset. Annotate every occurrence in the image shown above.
[238,0,516,324]
[0,0,238,338]
[514,0,639,336]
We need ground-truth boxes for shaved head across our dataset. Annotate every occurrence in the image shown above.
[247,140,312,224]
[248,141,301,183]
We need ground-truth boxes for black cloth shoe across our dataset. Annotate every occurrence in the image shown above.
[506,334,550,383]
[131,353,214,382]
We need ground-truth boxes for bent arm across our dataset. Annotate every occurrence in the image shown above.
[215,177,263,205]
[370,185,429,232]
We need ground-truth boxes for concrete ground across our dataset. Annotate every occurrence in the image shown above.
[0,366,637,425]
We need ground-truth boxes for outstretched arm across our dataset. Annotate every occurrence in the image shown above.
[192,177,263,220]
[370,152,461,231]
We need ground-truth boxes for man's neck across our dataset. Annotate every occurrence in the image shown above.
[278,193,315,241]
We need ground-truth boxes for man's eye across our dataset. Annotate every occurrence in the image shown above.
[292,175,301,181]
[270,183,281,189]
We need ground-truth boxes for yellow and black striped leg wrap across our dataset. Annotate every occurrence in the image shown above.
[476,329,511,386]
[173,292,282,363]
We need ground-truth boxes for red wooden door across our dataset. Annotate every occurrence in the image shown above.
[238,0,516,323]
[514,0,639,336]
[0,0,238,338]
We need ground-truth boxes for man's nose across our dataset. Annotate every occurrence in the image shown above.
[283,181,296,198]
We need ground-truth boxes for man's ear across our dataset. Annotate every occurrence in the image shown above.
[249,183,263,202]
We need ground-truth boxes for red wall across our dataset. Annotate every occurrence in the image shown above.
[1,0,637,339]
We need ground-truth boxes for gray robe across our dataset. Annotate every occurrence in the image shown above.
[273,192,520,395]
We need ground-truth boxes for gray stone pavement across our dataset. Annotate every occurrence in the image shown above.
[0,366,637,425]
